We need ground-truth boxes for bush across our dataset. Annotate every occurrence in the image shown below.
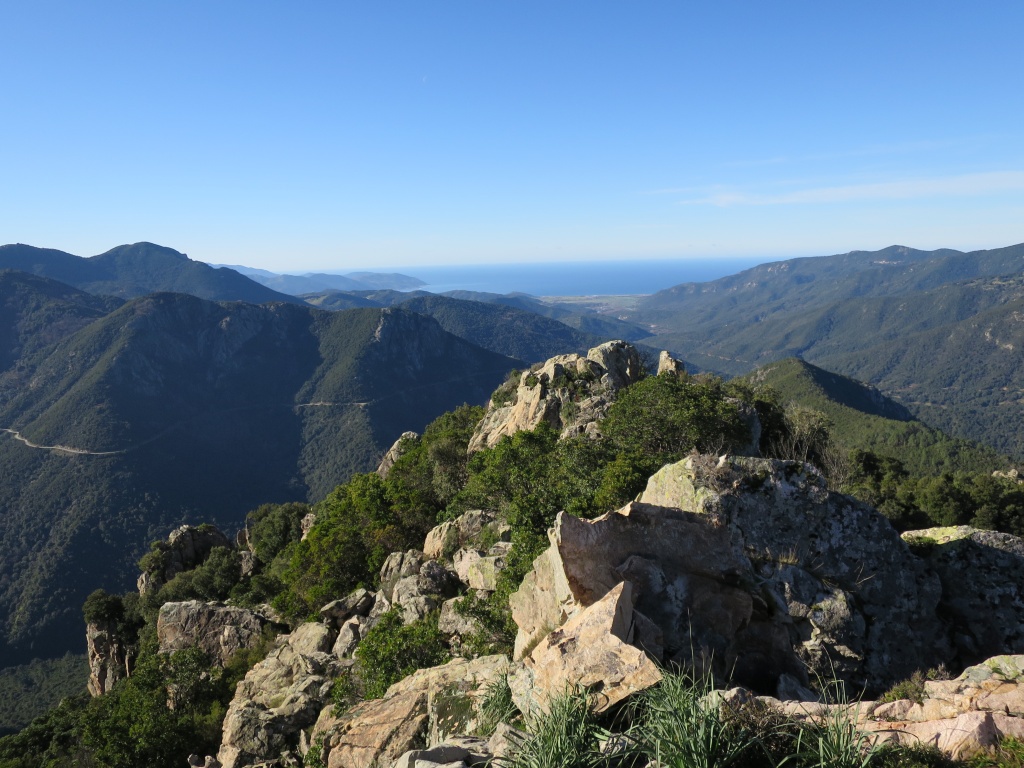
[354,609,450,700]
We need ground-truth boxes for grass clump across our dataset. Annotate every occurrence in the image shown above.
[501,687,608,768]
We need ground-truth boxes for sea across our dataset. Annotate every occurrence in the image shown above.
[402,257,768,297]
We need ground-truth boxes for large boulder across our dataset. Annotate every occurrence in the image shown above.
[640,455,951,692]
[468,341,643,452]
[511,455,953,697]
[902,526,1024,665]
[510,581,662,713]
[157,601,270,666]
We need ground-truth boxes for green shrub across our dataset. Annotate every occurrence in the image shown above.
[354,609,450,700]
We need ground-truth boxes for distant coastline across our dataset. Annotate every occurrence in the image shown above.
[401,257,768,296]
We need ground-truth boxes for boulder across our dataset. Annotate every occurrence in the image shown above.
[321,690,429,768]
[639,455,951,692]
[305,658,509,764]
[288,622,336,656]
[510,582,662,713]
[385,655,510,746]
[423,510,501,560]
[438,598,481,639]
[453,549,484,585]
[466,556,504,592]
[333,615,368,658]
[157,601,269,666]
[393,561,460,625]
[321,588,376,627]
[902,527,1024,664]
[656,350,686,377]
[381,551,425,602]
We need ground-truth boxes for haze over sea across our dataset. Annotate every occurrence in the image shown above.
[399,257,767,297]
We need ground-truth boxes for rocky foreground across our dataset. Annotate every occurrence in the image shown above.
[100,453,1024,768]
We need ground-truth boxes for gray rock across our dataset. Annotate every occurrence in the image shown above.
[381,550,425,602]
[156,601,269,666]
[86,619,134,696]
[903,526,1024,665]
[217,640,347,768]
[320,588,375,627]
[287,622,335,655]
[378,432,420,478]
[333,615,367,658]
[468,342,644,452]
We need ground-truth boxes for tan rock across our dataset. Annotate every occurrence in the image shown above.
[86,620,133,696]
[512,582,662,714]
[468,342,643,452]
[326,691,430,768]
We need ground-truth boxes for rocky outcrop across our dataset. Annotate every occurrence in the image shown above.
[640,455,951,692]
[510,455,954,699]
[902,526,1024,664]
[157,601,270,666]
[656,350,686,377]
[86,620,134,696]
[377,432,419,478]
[377,550,460,625]
[312,655,508,768]
[217,632,347,768]
[468,341,643,452]
[138,524,233,595]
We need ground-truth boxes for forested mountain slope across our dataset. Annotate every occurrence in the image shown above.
[0,292,517,666]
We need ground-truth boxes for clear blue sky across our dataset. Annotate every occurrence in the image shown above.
[2,1,1022,271]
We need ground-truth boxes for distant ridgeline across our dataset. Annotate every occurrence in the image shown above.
[622,242,1024,459]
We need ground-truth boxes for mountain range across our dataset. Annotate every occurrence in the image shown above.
[627,243,1024,458]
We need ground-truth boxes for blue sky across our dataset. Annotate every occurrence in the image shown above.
[2,2,1022,271]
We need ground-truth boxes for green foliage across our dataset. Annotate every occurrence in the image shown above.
[0,655,87,737]
[155,547,242,605]
[502,687,608,768]
[354,609,450,700]
[632,670,757,768]
[602,374,748,459]
[276,472,399,619]
[845,451,1024,534]
[968,737,1024,768]
[879,667,950,705]
[478,674,519,737]
[246,502,310,564]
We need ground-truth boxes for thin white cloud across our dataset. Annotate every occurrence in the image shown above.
[679,171,1024,207]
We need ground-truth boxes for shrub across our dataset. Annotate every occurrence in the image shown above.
[354,609,450,700]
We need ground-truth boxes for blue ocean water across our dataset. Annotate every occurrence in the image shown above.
[404,258,767,296]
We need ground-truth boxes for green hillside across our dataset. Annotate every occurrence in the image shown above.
[0,294,517,666]
[742,358,1006,475]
